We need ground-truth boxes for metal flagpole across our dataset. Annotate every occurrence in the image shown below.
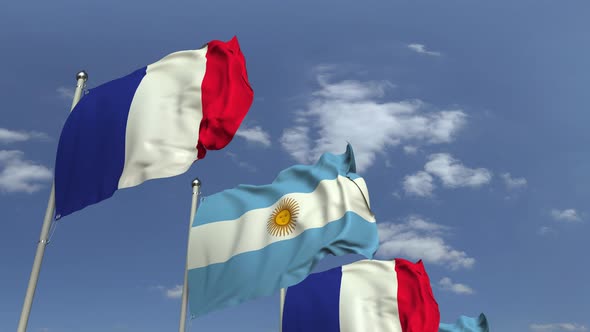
[279,288,286,332]
[179,178,202,332]
[17,71,88,332]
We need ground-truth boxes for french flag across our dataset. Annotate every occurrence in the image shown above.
[281,259,440,332]
[54,37,253,219]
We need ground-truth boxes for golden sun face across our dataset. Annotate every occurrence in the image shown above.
[267,197,299,237]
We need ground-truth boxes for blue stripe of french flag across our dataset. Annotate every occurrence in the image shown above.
[54,37,253,219]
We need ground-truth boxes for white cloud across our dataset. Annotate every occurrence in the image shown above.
[551,209,582,222]
[501,173,527,189]
[538,226,553,235]
[408,43,442,56]
[439,277,474,295]
[226,152,257,172]
[403,145,418,154]
[529,323,588,331]
[0,150,52,193]
[313,76,392,100]
[165,285,183,299]
[376,216,475,270]
[424,153,492,188]
[0,128,49,144]
[235,126,271,147]
[403,171,435,197]
[402,154,491,197]
[281,124,311,164]
[405,217,448,232]
[56,86,74,100]
[152,284,183,299]
[281,70,466,171]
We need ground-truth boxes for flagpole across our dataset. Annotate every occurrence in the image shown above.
[17,71,88,332]
[179,178,201,332]
[279,288,286,332]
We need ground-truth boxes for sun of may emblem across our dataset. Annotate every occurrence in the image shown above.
[267,197,299,237]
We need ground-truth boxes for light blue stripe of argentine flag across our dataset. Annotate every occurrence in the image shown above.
[439,314,490,332]
[192,144,360,226]
[187,211,377,317]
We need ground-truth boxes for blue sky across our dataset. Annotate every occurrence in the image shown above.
[1,0,589,331]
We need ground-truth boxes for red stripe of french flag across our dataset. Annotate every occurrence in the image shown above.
[395,258,441,332]
[198,36,254,159]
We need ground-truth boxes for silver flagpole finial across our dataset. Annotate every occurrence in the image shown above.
[76,71,88,82]
[192,178,201,188]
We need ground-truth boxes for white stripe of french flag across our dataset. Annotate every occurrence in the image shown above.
[54,36,253,219]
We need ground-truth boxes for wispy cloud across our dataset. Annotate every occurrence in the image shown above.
[551,209,582,222]
[538,226,554,235]
[56,86,75,100]
[408,43,442,56]
[281,67,466,171]
[226,152,257,172]
[425,153,492,188]
[403,171,435,197]
[281,124,311,164]
[0,128,49,144]
[235,125,272,147]
[165,285,183,299]
[501,173,527,189]
[529,323,588,331]
[376,216,475,270]
[403,145,418,155]
[151,284,183,299]
[439,277,474,295]
[0,150,52,193]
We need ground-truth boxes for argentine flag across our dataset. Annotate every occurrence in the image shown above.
[54,37,253,219]
[187,144,379,317]
[281,259,441,332]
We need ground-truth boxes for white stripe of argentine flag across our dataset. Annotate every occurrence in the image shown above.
[187,144,379,318]
[187,175,372,269]
[54,37,253,219]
